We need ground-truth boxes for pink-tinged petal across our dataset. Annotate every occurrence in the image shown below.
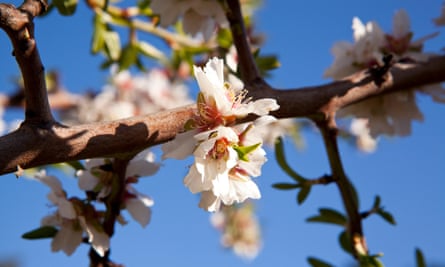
[57,198,77,219]
[51,222,83,256]
[125,197,153,227]
[162,130,198,160]
[392,9,410,39]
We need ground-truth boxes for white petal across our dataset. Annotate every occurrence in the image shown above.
[126,149,160,177]
[57,198,77,219]
[199,191,221,212]
[77,170,99,191]
[79,216,110,257]
[162,130,197,160]
[392,9,410,39]
[51,222,83,256]
[125,197,153,227]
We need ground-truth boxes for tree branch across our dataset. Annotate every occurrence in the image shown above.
[224,0,263,87]
[0,55,444,176]
[0,0,54,125]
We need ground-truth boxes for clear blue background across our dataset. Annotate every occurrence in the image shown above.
[0,1,444,266]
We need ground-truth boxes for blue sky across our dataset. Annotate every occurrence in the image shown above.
[0,1,444,266]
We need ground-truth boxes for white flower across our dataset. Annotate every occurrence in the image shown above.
[185,119,272,212]
[42,215,83,256]
[325,10,440,139]
[210,203,262,260]
[77,149,159,199]
[150,0,227,40]
[193,57,279,129]
[60,67,192,124]
[35,171,110,257]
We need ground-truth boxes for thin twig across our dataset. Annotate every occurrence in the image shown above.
[315,117,367,258]
[224,0,263,87]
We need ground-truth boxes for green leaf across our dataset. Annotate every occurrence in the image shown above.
[307,257,335,267]
[377,210,396,225]
[22,226,58,240]
[119,44,139,71]
[254,53,280,77]
[103,31,121,61]
[297,185,311,205]
[233,143,261,161]
[136,41,166,62]
[338,231,353,255]
[359,255,385,267]
[274,137,305,183]
[307,208,347,227]
[66,160,84,171]
[217,28,233,49]
[415,248,426,267]
[373,195,381,209]
[52,0,77,15]
[272,183,299,190]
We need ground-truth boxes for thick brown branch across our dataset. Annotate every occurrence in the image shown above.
[0,0,53,125]
[0,56,444,176]
[0,106,195,175]
[262,56,445,120]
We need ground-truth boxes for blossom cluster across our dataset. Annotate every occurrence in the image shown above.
[60,67,193,124]
[324,9,445,151]
[210,203,262,260]
[162,57,279,211]
[32,149,159,257]
[150,0,228,40]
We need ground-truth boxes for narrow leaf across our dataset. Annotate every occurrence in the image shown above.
[119,44,138,71]
[307,208,347,227]
[415,248,426,267]
[22,226,58,240]
[272,183,299,190]
[373,195,381,209]
[297,185,311,205]
[377,210,396,225]
[136,41,167,62]
[307,257,335,267]
[338,231,353,255]
[274,137,305,183]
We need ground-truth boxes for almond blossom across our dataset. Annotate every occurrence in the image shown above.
[150,0,227,40]
[210,203,262,260]
[34,170,110,256]
[324,9,445,142]
[162,57,279,211]
[60,67,192,124]
[76,149,159,227]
